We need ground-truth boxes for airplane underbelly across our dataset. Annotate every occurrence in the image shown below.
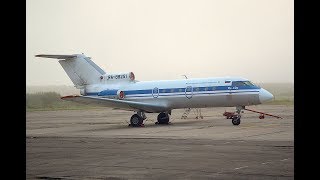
[225,93,260,106]
[167,92,260,109]
[125,91,260,110]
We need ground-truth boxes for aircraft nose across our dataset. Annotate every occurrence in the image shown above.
[259,88,274,103]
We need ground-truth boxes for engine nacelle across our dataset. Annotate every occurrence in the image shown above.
[97,89,125,99]
[99,72,135,83]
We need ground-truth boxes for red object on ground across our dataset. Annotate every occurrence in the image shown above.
[223,111,235,119]
[245,108,282,119]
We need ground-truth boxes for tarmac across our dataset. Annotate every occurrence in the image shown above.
[27,105,293,179]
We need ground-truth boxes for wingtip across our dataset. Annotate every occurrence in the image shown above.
[61,95,80,99]
[35,54,48,58]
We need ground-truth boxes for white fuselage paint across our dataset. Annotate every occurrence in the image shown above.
[83,77,272,111]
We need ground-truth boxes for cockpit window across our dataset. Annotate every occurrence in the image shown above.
[232,81,255,87]
[243,81,255,86]
[232,81,246,86]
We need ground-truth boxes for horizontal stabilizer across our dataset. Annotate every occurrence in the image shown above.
[35,54,77,59]
[61,95,169,113]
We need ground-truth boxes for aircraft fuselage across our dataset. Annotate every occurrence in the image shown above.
[83,77,273,110]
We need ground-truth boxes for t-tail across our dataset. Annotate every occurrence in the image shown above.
[35,54,106,88]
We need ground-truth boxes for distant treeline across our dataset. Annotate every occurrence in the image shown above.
[26,92,97,111]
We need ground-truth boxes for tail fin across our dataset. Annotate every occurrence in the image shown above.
[35,54,105,88]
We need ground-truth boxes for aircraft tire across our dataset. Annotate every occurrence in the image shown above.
[130,114,143,127]
[232,116,241,125]
[157,112,170,124]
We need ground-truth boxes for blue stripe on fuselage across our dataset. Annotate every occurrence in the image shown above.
[125,89,152,95]
[127,90,260,98]
[88,85,260,97]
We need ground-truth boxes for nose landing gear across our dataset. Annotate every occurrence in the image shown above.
[223,106,244,126]
[231,114,241,125]
[223,106,282,126]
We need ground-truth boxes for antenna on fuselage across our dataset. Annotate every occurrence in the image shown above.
[182,75,188,79]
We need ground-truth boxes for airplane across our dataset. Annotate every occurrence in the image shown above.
[35,53,276,127]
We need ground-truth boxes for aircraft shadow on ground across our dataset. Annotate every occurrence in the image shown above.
[80,118,227,132]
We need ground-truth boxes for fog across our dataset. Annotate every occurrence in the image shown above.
[27,0,293,86]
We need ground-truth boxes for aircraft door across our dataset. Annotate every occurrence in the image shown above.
[185,86,193,99]
[152,87,159,98]
[229,81,240,96]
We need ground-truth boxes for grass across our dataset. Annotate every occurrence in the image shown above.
[265,98,294,106]
[258,83,294,106]
[26,106,102,112]
[26,92,100,111]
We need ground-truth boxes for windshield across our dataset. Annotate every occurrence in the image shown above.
[232,81,256,87]
[243,81,255,86]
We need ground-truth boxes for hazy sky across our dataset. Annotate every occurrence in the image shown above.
[27,0,293,86]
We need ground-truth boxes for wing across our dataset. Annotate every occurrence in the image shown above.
[61,95,169,113]
[35,54,77,59]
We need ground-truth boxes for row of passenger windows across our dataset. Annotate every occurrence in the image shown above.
[155,81,255,93]
[158,87,217,93]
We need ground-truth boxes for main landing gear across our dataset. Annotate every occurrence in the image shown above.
[129,111,146,127]
[129,111,171,127]
[155,112,170,125]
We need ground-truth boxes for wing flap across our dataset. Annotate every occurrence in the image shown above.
[61,95,168,113]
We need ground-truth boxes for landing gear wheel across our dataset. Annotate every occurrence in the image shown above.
[130,114,143,127]
[156,112,170,124]
[232,115,241,126]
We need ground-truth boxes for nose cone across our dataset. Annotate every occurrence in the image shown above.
[259,88,274,103]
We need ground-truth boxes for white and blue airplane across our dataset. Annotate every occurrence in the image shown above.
[36,53,275,126]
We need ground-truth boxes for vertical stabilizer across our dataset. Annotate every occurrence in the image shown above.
[35,54,106,88]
